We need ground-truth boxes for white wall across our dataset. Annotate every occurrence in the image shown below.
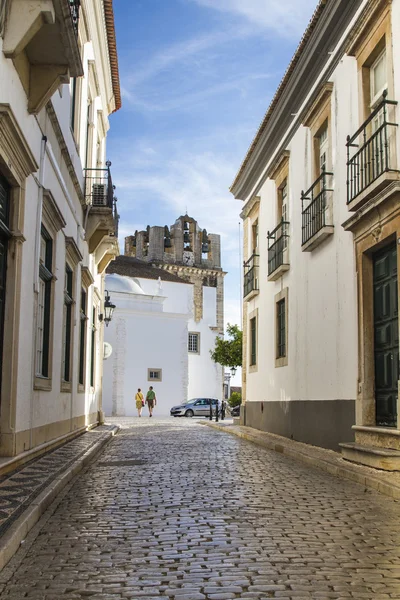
[188,286,223,400]
[103,274,225,415]
[103,279,193,417]
[244,54,360,407]
[0,1,116,447]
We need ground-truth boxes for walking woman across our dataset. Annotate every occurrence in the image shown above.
[135,388,144,417]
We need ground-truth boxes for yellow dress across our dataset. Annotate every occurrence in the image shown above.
[135,392,144,409]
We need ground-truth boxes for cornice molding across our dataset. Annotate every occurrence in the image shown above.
[65,236,83,265]
[43,189,66,233]
[81,265,95,288]
[266,150,290,181]
[346,0,391,56]
[240,195,260,220]
[46,101,85,205]
[0,104,38,182]
[302,82,334,128]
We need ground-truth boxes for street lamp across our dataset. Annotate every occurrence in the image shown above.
[99,290,116,326]
[230,365,237,377]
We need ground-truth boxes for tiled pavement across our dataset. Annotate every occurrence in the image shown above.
[0,425,117,539]
[0,417,399,599]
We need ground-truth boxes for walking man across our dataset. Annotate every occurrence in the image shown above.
[146,386,157,417]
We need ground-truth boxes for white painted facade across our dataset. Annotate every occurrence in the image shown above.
[244,67,359,405]
[232,0,400,450]
[0,0,120,456]
[103,270,224,417]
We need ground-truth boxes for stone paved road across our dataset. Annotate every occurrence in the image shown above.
[1,417,400,599]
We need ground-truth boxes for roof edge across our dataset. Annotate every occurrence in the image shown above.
[103,0,122,113]
[230,0,327,196]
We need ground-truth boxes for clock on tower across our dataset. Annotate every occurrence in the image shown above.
[182,250,194,266]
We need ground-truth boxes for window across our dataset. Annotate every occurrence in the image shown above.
[78,289,87,387]
[277,300,286,358]
[275,288,288,368]
[318,124,328,174]
[301,83,334,249]
[370,49,387,108]
[90,306,96,388]
[70,78,77,132]
[188,332,200,354]
[252,220,259,253]
[148,368,162,382]
[250,317,256,366]
[278,180,288,249]
[62,265,73,383]
[36,227,53,378]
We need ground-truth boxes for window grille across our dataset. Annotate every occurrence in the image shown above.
[188,332,200,353]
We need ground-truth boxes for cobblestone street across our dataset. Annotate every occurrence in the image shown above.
[1,418,400,599]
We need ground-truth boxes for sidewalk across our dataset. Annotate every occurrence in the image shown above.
[0,424,119,570]
[202,420,400,499]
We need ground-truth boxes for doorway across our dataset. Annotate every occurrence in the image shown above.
[373,242,398,427]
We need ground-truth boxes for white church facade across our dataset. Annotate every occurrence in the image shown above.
[103,216,225,416]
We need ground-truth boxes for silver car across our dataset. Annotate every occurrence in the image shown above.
[170,398,220,418]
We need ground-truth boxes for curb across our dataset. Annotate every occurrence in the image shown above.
[0,425,120,571]
[202,422,400,500]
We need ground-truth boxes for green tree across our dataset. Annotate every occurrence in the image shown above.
[229,391,242,408]
[210,323,242,369]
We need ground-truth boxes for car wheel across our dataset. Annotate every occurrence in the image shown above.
[185,409,194,418]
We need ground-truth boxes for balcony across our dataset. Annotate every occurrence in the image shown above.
[267,220,289,281]
[243,254,259,301]
[301,168,334,251]
[84,162,118,258]
[346,92,399,211]
[3,0,83,114]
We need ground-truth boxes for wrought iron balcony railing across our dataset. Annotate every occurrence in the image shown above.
[243,253,259,298]
[69,0,81,36]
[301,168,333,246]
[84,161,114,209]
[346,91,398,204]
[267,219,289,277]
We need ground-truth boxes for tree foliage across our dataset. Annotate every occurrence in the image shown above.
[210,323,242,368]
[229,391,242,408]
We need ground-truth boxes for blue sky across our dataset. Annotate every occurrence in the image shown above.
[108,0,318,328]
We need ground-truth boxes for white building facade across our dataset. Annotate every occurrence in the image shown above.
[231,0,400,458]
[0,0,121,456]
[103,216,225,416]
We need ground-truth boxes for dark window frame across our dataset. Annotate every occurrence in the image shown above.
[277,299,286,358]
[250,316,257,366]
[90,305,96,388]
[63,264,74,383]
[38,226,53,378]
[79,288,87,386]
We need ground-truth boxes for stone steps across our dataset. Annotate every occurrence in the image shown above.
[340,442,400,471]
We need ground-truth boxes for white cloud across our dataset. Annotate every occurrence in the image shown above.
[127,26,251,86]
[190,0,318,38]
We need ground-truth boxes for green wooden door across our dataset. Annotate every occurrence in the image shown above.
[373,243,398,427]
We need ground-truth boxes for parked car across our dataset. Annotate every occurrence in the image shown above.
[170,398,221,418]
[230,405,240,417]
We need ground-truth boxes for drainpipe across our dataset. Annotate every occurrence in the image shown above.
[30,135,47,449]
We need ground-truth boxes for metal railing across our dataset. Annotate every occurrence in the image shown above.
[301,168,333,245]
[243,253,259,298]
[69,0,81,35]
[346,91,398,204]
[267,219,289,276]
[84,161,114,209]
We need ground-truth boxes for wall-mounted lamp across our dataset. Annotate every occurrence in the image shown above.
[99,290,116,327]
[230,366,237,377]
